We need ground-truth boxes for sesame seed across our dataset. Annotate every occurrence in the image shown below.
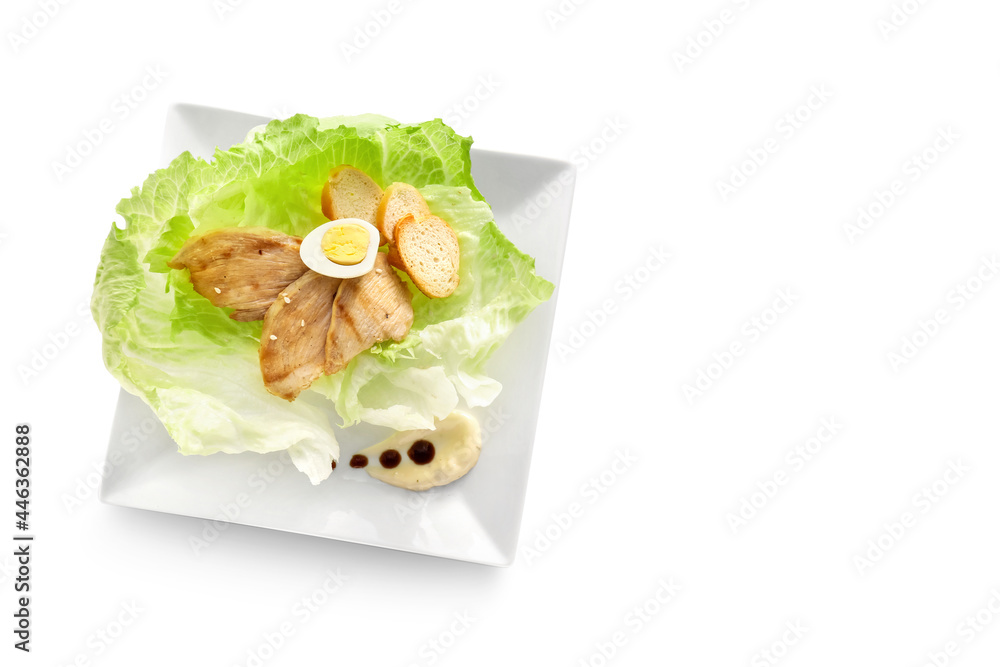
[284,296,291,303]
[214,287,221,294]
[375,269,383,274]
[269,334,277,340]
[300,319,305,327]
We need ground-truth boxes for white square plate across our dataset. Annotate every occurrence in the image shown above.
[99,104,574,566]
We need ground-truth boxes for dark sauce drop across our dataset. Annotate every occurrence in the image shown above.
[407,440,435,465]
[379,449,402,469]
[349,454,369,468]
[330,459,337,471]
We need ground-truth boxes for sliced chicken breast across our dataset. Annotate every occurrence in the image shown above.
[168,227,308,321]
[260,271,342,401]
[326,253,414,375]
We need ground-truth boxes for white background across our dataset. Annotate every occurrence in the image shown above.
[4,0,1000,665]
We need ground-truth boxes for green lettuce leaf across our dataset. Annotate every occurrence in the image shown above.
[92,114,552,484]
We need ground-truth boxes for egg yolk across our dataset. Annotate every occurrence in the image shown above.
[321,224,369,265]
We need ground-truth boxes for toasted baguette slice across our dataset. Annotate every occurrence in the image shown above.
[394,214,460,298]
[387,246,406,271]
[321,165,383,228]
[376,182,431,245]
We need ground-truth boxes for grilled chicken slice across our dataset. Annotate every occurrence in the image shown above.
[260,271,342,401]
[326,253,414,375]
[168,227,308,321]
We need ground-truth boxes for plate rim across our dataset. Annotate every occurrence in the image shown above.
[98,102,576,567]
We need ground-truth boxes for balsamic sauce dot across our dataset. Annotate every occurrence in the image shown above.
[407,440,435,465]
[379,449,402,469]
[349,454,369,468]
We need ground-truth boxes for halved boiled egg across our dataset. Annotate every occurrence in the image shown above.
[300,218,381,279]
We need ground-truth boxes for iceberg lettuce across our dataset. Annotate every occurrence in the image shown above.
[91,114,553,484]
